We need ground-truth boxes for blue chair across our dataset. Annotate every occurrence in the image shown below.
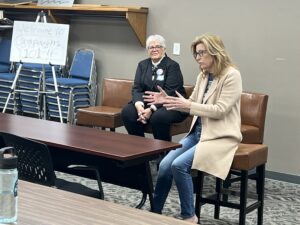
[0,73,20,112]
[0,38,13,73]
[46,49,97,123]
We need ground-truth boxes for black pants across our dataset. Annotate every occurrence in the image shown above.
[121,103,188,141]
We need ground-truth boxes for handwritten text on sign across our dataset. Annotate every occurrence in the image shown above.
[37,0,75,7]
[10,21,69,65]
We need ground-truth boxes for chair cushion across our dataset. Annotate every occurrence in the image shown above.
[231,143,268,170]
[76,106,123,128]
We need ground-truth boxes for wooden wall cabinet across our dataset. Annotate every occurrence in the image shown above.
[0,3,148,46]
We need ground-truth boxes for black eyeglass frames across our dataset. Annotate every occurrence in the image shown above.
[193,50,207,58]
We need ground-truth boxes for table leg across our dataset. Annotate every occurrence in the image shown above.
[134,161,154,210]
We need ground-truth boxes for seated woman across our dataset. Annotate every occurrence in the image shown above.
[121,34,188,141]
[144,34,242,223]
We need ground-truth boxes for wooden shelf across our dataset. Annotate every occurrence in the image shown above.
[0,3,148,46]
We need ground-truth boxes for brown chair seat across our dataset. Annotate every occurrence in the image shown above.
[195,143,268,225]
[77,106,123,129]
[231,143,268,170]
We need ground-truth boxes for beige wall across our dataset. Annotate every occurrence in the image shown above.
[71,0,300,177]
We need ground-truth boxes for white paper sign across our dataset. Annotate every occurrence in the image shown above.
[37,0,74,7]
[10,21,69,66]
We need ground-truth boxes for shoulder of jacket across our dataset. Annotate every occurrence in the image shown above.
[139,58,151,65]
[164,56,179,66]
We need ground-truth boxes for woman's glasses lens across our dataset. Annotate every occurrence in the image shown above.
[194,50,207,58]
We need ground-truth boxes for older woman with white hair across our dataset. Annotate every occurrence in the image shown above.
[121,34,188,141]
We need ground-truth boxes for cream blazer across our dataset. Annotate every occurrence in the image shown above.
[188,66,242,180]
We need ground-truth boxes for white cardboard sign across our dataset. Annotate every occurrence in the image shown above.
[37,0,74,7]
[10,21,69,66]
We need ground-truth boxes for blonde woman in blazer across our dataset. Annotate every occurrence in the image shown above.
[144,34,242,223]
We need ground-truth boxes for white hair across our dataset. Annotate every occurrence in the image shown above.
[146,34,166,49]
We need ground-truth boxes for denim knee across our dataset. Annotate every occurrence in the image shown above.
[171,160,188,176]
[158,160,172,177]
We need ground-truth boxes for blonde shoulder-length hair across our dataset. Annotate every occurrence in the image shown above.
[191,34,235,77]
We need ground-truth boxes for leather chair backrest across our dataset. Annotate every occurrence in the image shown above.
[241,91,268,144]
[101,78,133,108]
[101,78,194,109]
[184,85,194,98]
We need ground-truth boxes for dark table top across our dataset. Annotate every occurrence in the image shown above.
[0,113,181,161]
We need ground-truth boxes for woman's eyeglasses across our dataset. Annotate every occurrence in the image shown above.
[148,45,163,50]
[193,50,207,58]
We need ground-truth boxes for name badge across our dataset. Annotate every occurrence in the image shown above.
[156,68,164,81]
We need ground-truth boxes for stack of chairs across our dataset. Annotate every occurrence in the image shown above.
[45,48,97,124]
[0,73,20,113]
[17,63,62,118]
[0,38,18,113]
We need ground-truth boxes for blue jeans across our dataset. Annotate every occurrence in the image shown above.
[153,129,200,219]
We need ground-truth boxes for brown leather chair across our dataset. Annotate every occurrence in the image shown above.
[76,78,133,131]
[194,91,269,225]
[76,78,194,137]
[240,92,268,144]
[195,143,268,225]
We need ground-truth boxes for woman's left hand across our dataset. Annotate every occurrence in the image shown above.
[163,91,191,110]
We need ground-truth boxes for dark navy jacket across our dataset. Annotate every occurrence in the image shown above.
[131,56,186,108]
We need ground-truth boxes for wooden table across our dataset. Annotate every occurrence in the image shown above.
[18,180,190,225]
[0,113,181,209]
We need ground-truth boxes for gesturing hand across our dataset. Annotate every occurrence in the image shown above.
[163,91,191,110]
[144,85,168,105]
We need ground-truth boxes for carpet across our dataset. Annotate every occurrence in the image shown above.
[56,167,300,225]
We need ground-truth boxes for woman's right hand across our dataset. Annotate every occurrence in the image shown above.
[144,85,168,105]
